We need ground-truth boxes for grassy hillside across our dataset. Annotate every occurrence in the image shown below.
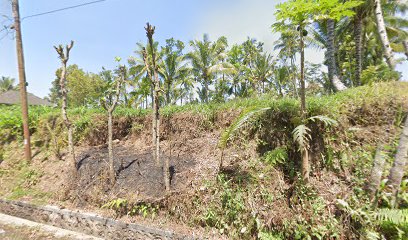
[0,82,408,239]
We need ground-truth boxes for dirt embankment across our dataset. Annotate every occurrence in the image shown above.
[1,83,407,238]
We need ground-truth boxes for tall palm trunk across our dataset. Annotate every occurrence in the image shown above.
[142,41,159,167]
[203,77,209,103]
[403,40,408,61]
[366,145,386,199]
[327,19,347,91]
[290,59,298,98]
[388,116,408,207]
[166,80,171,105]
[374,0,396,69]
[354,15,363,86]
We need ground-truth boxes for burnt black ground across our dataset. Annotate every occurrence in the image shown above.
[75,144,196,199]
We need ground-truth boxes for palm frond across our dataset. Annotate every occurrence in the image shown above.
[374,209,408,225]
[292,124,311,152]
[219,107,270,149]
[308,115,338,127]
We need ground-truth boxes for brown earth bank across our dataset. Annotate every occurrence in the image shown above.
[1,83,408,239]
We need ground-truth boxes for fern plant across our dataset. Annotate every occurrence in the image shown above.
[374,209,408,225]
[218,105,337,175]
[263,147,288,166]
[218,106,270,169]
[219,107,271,150]
[293,115,337,153]
[337,199,408,239]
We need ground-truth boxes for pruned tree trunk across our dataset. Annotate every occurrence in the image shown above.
[152,85,158,164]
[142,45,159,166]
[366,146,386,199]
[388,116,408,207]
[145,23,168,190]
[327,19,347,91]
[108,110,114,181]
[299,25,309,183]
[164,130,171,192]
[153,79,160,167]
[102,66,124,184]
[299,34,306,118]
[354,15,363,86]
[54,41,76,175]
[374,0,396,69]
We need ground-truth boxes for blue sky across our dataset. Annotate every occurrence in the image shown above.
[0,0,407,98]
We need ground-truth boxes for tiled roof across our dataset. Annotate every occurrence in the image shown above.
[0,90,52,106]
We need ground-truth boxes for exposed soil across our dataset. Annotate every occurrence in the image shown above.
[75,142,197,199]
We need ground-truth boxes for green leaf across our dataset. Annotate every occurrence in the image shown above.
[219,107,270,149]
[292,124,311,152]
[374,209,408,225]
[307,115,337,127]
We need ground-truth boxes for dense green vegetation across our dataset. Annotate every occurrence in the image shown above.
[0,82,404,143]
[1,0,408,239]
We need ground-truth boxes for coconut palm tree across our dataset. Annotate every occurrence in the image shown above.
[383,0,408,61]
[0,76,16,93]
[273,27,300,97]
[315,0,363,91]
[351,0,407,83]
[227,44,246,98]
[249,53,275,93]
[352,1,373,86]
[186,34,234,103]
[326,19,348,91]
[273,65,291,96]
[128,41,161,107]
[159,38,189,105]
[310,21,346,90]
[374,0,396,69]
[178,74,195,105]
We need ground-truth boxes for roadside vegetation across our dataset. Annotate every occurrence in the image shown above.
[1,82,408,239]
[1,0,408,239]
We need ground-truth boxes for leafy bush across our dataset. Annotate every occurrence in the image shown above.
[198,174,257,238]
[102,198,158,218]
[262,147,288,166]
[361,63,401,85]
[0,105,55,143]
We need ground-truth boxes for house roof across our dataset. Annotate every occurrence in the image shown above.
[0,90,52,106]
